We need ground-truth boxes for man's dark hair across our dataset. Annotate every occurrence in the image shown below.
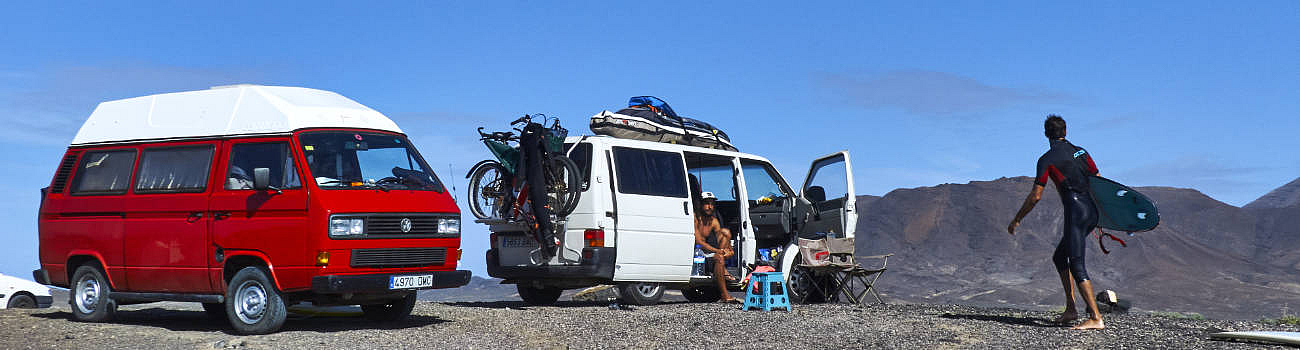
[1044,115,1067,139]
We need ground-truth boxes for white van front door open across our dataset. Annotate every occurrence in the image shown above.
[799,151,857,238]
[608,147,694,282]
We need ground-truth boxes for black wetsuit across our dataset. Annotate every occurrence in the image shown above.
[519,122,557,255]
[1035,139,1100,282]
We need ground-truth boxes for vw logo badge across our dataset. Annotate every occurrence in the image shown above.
[399,218,413,233]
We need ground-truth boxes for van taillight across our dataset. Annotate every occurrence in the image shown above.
[583,229,604,247]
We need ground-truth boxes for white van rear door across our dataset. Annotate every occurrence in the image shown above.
[799,151,857,238]
[608,147,694,282]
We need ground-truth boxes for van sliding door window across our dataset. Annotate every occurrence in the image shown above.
[611,147,687,198]
[70,149,137,195]
[226,143,301,190]
[135,146,214,193]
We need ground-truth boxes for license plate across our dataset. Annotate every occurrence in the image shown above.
[502,236,537,248]
[389,274,435,289]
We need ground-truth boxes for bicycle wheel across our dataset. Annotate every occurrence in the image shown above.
[544,155,583,217]
[468,161,510,220]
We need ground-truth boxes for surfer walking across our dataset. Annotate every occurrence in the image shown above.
[1007,115,1106,330]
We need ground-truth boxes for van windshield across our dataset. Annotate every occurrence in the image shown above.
[298,131,443,192]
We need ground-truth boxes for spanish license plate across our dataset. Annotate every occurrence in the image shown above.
[389,274,434,289]
[502,236,538,248]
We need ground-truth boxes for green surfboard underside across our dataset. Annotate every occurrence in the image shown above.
[1089,176,1160,233]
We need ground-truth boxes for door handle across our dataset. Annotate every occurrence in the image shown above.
[188,212,204,219]
[213,212,232,220]
[683,201,689,216]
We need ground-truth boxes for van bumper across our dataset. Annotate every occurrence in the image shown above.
[32,269,50,285]
[311,270,471,294]
[487,247,615,280]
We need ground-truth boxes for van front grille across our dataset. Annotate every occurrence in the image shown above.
[350,247,447,268]
[365,215,443,235]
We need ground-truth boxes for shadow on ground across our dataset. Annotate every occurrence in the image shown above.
[939,312,1063,328]
[30,308,448,334]
[442,299,692,310]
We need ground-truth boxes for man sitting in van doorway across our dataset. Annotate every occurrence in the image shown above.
[694,192,740,303]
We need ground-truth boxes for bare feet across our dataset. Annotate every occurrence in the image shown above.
[1053,311,1079,324]
[1071,318,1105,330]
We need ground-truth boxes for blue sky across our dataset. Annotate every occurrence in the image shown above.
[2,2,1296,278]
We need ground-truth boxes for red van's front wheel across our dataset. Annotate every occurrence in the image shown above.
[225,267,287,334]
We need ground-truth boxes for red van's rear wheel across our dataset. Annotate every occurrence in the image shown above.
[70,265,117,322]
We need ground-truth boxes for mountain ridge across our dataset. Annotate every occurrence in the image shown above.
[855,176,1300,319]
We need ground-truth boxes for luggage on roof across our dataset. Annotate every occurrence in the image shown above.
[589,96,737,151]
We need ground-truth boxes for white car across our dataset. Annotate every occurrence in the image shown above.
[0,273,53,309]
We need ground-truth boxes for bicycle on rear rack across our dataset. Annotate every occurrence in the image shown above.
[466,114,582,260]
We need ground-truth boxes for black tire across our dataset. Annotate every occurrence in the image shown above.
[225,267,287,335]
[468,161,510,220]
[517,285,562,306]
[681,286,722,303]
[361,292,417,322]
[201,302,226,319]
[70,265,116,322]
[6,294,36,309]
[544,155,582,217]
[787,256,827,303]
[616,282,664,306]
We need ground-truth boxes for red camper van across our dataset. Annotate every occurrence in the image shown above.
[33,85,469,334]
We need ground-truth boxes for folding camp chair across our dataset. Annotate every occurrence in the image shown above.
[796,237,892,305]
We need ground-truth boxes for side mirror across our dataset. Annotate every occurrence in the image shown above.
[253,168,271,190]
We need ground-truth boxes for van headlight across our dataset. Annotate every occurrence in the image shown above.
[438,218,460,234]
[330,216,365,237]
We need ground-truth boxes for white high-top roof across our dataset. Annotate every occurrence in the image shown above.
[70,85,403,145]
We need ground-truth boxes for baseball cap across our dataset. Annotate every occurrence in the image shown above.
[700,191,717,201]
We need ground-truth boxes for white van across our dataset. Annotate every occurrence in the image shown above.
[481,136,856,305]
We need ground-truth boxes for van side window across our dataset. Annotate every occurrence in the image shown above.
[612,147,687,198]
[226,142,301,190]
[565,142,593,190]
[70,150,137,195]
[135,146,215,193]
[740,160,789,201]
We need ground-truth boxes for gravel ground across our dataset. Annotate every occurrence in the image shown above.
[2,297,1297,349]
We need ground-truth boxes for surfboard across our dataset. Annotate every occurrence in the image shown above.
[1209,331,1300,346]
[1089,176,1160,232]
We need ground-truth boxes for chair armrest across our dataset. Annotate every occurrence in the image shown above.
[858,253,892,269]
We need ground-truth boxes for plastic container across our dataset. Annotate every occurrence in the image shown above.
[692,245,706,276]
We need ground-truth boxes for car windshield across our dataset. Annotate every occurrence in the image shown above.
[298,131,443,191]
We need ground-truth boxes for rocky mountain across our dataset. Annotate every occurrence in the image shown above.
[855,177,1300,320]
[1244,177,1300,209]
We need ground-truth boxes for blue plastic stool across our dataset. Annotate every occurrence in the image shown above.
[742,271,791,311]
